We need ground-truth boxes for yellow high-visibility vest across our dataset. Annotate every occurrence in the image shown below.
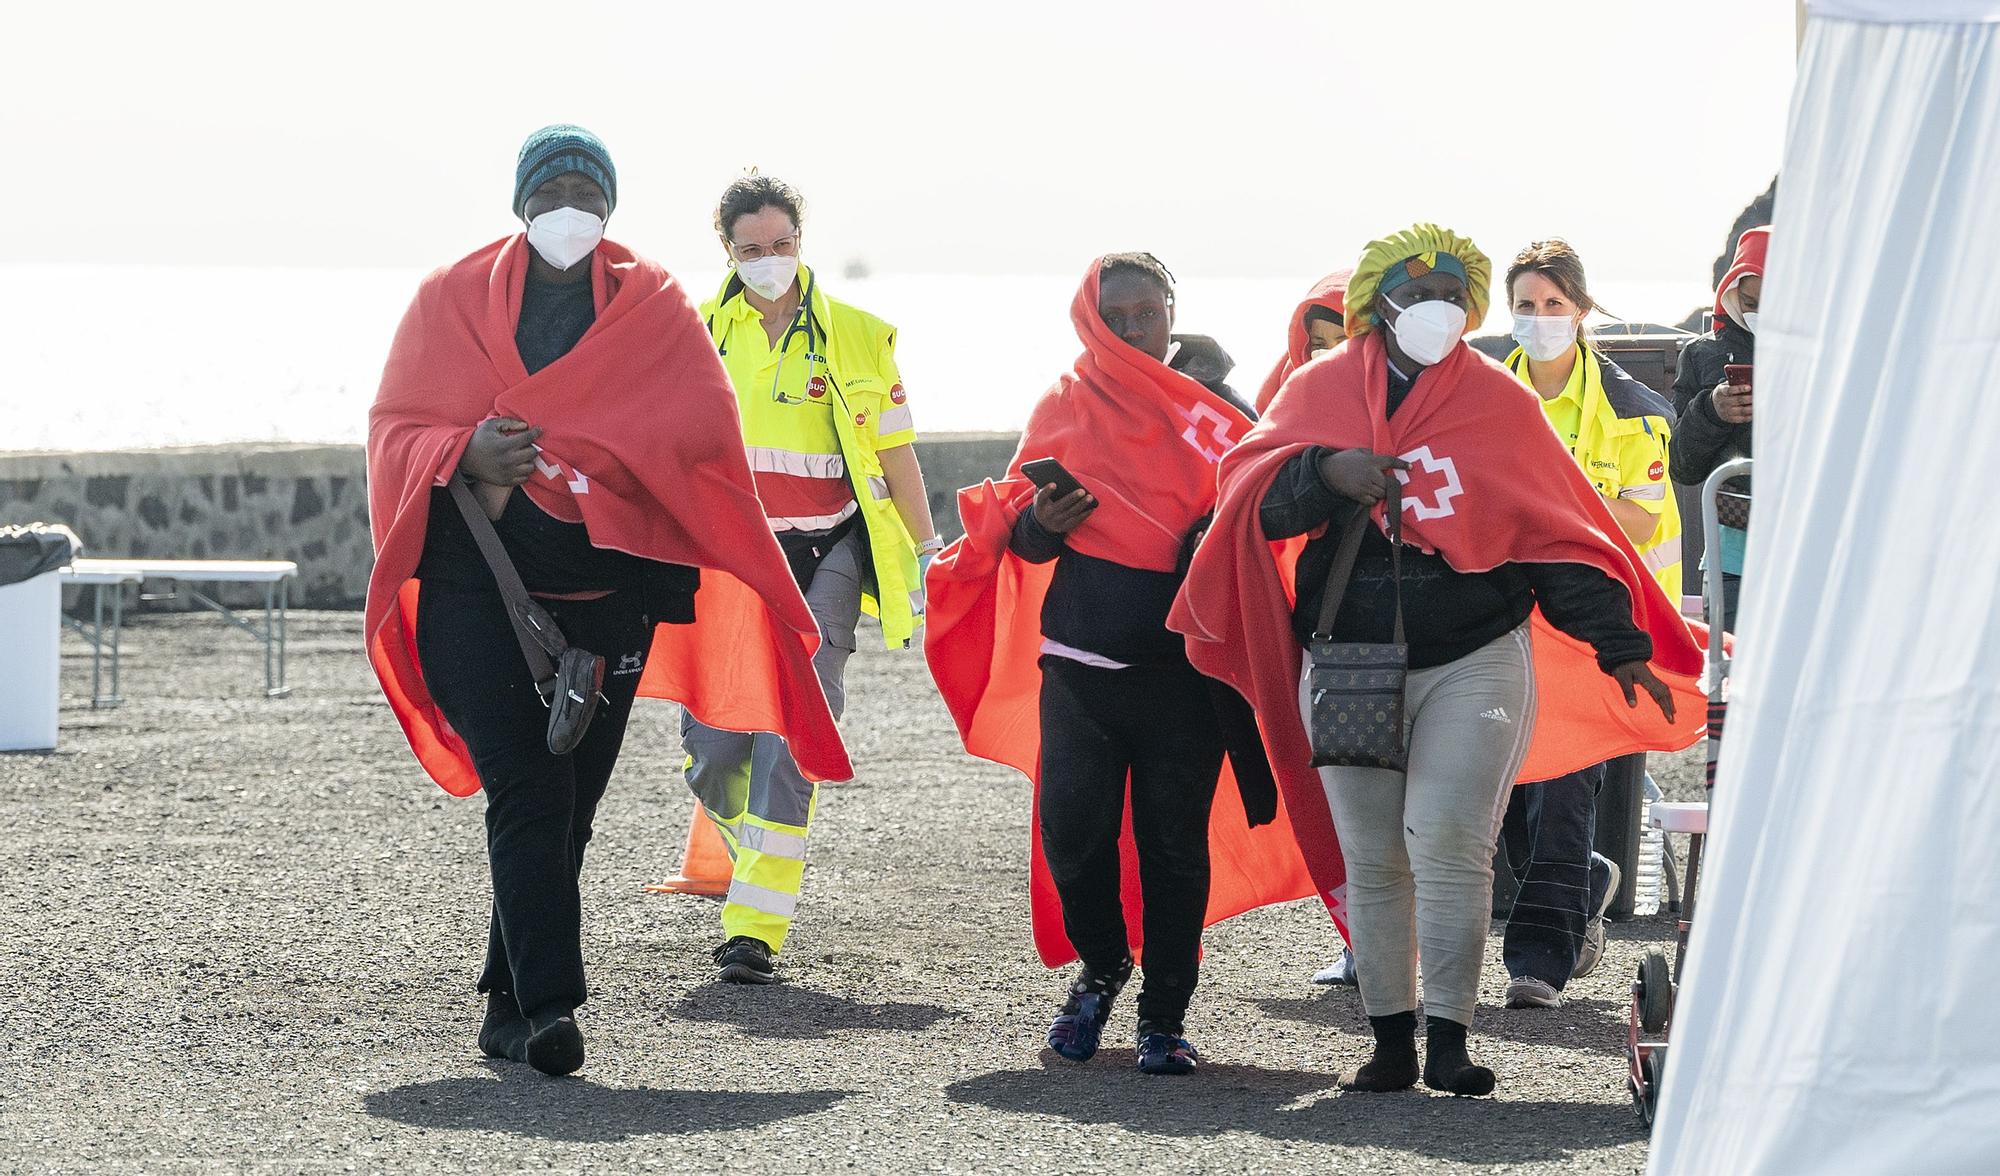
[703,266,921,647]
[1509,344,1683,599]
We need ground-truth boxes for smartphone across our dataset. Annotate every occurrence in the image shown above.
[1020,457,1087,500]
[1724,364,1753,387]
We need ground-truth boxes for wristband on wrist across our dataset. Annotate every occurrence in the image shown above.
[919,535,945,554]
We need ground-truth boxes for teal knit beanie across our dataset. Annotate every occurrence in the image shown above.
[513,124,617,218]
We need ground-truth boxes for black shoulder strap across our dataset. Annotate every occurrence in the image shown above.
[1313,479,1404,643]
[447,478,566,693]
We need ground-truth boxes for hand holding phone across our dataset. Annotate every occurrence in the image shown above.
[1020,457,1097,534]
[1714,365,1753,424]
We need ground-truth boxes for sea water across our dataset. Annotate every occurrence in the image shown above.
[3,264,1709,452]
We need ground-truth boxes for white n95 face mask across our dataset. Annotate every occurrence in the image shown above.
[1740,310,1760,334]
[1381,292,1468,366]
[526,206,605,271]
[1512,313,1580,363]
[736,254,800,301]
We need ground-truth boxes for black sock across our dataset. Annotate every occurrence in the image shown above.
[477,990,529,1062]
[1074,956,1133,997]
[1424,1015,1497,1096]
[523,1001,586,1077]
[1345,1010,1419,1092]
[1064,956,1133,1013]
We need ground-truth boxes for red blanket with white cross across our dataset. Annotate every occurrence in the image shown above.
[365,233,850,797]
[924,258,1319,966]
[1170,331,1708,923]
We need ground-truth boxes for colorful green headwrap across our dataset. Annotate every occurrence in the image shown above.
[1345,224,1492,338]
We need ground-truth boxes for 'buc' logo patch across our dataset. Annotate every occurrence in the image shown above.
[890,383,908,405]
[1648,460,1665,481]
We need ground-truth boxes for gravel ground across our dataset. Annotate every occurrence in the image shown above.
[0,611,1702,1174]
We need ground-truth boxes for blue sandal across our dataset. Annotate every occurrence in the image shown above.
[1136,1030,1201,1075]
[1047,990,1115,1062]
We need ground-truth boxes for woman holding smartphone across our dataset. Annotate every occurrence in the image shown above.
[927,254,1310,1076]
[1671,225,1766,631]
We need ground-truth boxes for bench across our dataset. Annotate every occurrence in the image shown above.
[60,559,297,706]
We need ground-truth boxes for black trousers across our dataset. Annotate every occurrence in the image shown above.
[415,581,654,1015]
[1500,760,1608,988]
[1037,657,1223,1028]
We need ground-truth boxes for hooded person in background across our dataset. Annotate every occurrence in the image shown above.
[1260,269,1364,991]
[1671,225,1765,632]
[366,126,848,1077]
[680,174,939,986]
[925,253,1309,1077]
[1255,271,1351,416]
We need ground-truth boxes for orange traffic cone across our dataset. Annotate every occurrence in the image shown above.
[645,803,733,897]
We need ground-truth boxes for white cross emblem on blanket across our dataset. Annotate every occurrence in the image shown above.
[1180,402,1237,463]
[1394,445,1463,521]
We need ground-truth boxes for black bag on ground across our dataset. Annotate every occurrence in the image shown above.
[449,478,605,755]
[0,523,80,586]
[1306,481,1409,771]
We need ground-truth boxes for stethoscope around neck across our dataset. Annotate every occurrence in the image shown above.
[709,267,828,405]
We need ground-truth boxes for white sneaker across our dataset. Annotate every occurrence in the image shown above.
[1571,857,1623,981]
[1312,947,1359,987]
[1505,976,1563,1009]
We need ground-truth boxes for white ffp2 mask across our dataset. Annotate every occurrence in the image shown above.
[1740,310,1760,334]
[1382,292,1467,367]
[525,206,604,271]
[1511,313,1580,363]
[736,255,800,301]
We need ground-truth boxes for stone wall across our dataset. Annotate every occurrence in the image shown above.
[0,435,1022,610]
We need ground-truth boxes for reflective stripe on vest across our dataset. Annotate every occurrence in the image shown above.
[768,500,860,534]
[1643,533,1682,577]
[747,446,846,480]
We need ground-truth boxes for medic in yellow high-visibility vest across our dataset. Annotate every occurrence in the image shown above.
[1492,239,1682,1012]
[680,174,939,984]
[1504,252,1683,599]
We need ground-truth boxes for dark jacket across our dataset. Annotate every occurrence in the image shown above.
[1013,335,1278,823]
[1670,320,1755,491]
[1009,334,1254,666]
[1260,364,1653,674]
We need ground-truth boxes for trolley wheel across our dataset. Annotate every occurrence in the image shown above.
[1634,1049,1666,1126]
[1631,1072,1655,1127]
[1638,950,1673,1035]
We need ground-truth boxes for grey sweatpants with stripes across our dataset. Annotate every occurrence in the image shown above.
[1301,625,1537,1027]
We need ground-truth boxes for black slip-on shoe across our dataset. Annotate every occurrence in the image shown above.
[713,936,777,985]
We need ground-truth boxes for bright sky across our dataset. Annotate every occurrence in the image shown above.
[5,1,1795,281]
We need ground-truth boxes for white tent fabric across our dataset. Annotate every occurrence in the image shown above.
[1650,11,2000,1176]
[1813,0,2000,21]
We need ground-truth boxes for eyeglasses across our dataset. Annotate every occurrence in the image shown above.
[729,234,801,262]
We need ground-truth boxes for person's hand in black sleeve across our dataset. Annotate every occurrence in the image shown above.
[1526,563,1675,722]
[1262,447,1376,539]
[1010,484,1093,564]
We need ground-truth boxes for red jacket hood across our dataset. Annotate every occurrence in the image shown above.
[1254,270,1351,413]
[1714,226,1771,325]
